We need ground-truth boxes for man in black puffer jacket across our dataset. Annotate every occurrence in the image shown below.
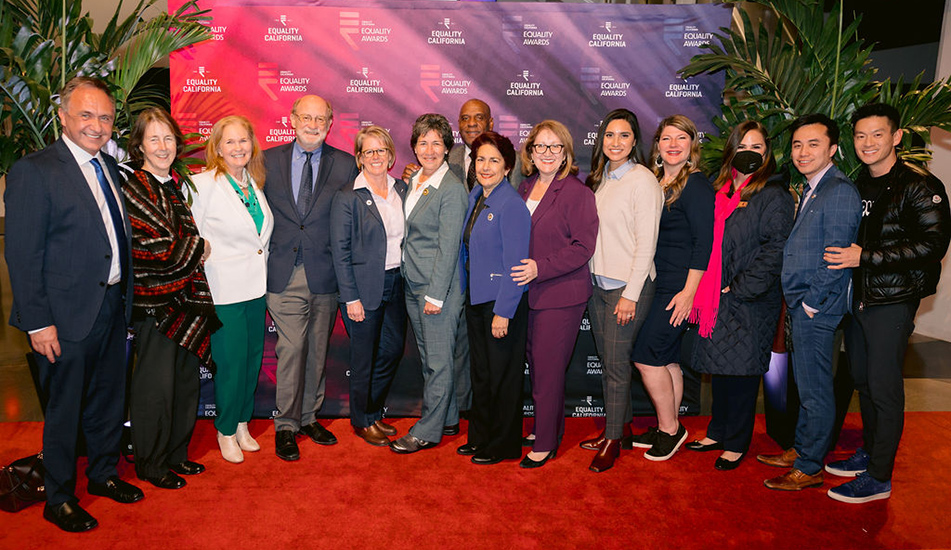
[824,103,951,504]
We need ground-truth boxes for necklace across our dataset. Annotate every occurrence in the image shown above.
[225,173,256,208]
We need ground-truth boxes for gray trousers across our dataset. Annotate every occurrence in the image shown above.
[587,278,654,439]
[267,264,338,431]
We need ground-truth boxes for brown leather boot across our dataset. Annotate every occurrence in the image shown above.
[589,439,621,473]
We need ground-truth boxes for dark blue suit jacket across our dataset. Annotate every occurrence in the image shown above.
[330,176,408,310]
[781,164,861,315]
[459,179,531,319]
[4,138,132,340]
[264,142,360,294]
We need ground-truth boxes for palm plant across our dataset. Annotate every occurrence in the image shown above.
[0,0,210,176]
[679,0,951,186]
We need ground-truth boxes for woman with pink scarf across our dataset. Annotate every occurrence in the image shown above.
[686,121,794,470]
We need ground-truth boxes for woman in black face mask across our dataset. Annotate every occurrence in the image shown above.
[685,121,795,470]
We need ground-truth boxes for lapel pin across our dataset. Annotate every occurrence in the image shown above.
[366,199,373,206]
[423,188,429,196]
[487,213,494,221]
[934,195,943,204]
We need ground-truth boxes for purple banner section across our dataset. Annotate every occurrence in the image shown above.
[174,0,730,419]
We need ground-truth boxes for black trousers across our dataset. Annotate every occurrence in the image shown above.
[38,285,126,505]
[130,318,200,479]
[707,374,761,454]
[844,300,919,481]
[466,293,528,460]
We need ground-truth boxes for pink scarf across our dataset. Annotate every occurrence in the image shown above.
[690,172,749,337]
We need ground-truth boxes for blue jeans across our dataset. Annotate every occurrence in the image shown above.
[341,269,406,428]
[790,305,843,475]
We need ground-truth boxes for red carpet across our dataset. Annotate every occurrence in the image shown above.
[1,413,949,549]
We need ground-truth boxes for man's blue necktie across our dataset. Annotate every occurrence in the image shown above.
[90,157,128,284]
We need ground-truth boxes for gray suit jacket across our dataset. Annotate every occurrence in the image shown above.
[401,167,468,304]
[5,138,133,340]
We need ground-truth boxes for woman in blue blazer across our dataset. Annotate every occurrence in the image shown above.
[456,132,531,465]
[330,126,407,447]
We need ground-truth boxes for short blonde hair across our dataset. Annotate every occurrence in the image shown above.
[354,125,396,171]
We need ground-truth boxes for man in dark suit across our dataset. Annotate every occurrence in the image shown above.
[759,114,861,491]
[264,95,360,461]
[4,76,143,532]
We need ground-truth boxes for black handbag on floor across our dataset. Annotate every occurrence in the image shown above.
[0,452,45,513]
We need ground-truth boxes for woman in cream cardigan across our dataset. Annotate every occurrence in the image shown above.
[191,115,274,464]
[580,109,663,472]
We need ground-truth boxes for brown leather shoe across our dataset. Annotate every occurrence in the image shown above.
[580,423,632,451]
[355,424,391,446]
[589,439,621,473]
[756,447,799,468]
[374,420,397,436]
[764,468,823,491]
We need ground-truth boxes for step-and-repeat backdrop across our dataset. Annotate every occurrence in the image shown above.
[169,0,730,420]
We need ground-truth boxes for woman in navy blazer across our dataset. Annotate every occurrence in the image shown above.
[456,132,531,465]
[512,121,598,468]
[330,126,407,447]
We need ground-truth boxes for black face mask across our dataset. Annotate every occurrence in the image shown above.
[731,150,763,174]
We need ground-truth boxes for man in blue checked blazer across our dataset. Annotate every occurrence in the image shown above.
[760,114,861,492]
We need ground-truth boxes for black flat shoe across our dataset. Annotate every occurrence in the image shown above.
[169,460,205,475]
[521,436,535,447]
[87,476,144,504]
[443,423,460,436]
[44,501,98,532]
[685,440,724,452]
[519,450,555,469]
[142,471,186,490]
[715,453,745,471]
[457,443,481,456]
[471,453,503,465]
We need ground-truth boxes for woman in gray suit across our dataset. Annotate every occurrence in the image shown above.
[390,114,469,453]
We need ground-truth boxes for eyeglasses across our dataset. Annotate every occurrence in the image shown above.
[532,143,564,154]
[294,113,329,125]
[361,148,388,158]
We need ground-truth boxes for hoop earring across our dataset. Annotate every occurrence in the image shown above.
[685,158,693,167]
[654,156,663,168]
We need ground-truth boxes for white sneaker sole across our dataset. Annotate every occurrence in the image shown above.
[824,464,865,477]
[827,487,891,503]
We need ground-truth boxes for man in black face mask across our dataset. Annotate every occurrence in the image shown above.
[822,104,950,504]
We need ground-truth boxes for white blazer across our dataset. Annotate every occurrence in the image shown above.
[190,169,274,305]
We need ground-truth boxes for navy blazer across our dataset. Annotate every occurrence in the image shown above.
[5,138,133,340]
[264,142,360,294]
[330,176,408,310]
[459,179,531,318]
[517,173,598,310]
[781,164,861,315]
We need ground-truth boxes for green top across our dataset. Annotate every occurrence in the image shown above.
[225,172,264,234]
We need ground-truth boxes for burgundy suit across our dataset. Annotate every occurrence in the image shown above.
[518,173,598,452]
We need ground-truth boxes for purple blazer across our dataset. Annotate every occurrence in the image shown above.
[518,173,599,310]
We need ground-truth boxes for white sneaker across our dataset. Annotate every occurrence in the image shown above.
[235,422,260,452]
[217,432,244,463]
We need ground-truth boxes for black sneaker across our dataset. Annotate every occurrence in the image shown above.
[644,424,687,461]
[624,426,659,449]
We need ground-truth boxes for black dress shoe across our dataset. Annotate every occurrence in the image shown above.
[142,471,186,490]
[87,476,144,504]
[519,450,556,469]
[44,501,98,532]
[443,423,460,436]
[457,443,481,456]
[685,440,724,452]
[521,436,535,447]
[715,454,745,471]
[169,460,205,476]
[275,429,301,461]
[471,453,503,465]
[390,434,438,454]
[299,421,338,445]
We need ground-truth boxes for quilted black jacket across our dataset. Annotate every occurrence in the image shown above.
[693,180,794,376]
[855,161,951,308]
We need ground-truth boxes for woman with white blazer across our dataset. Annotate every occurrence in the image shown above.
[190,115,274,464]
